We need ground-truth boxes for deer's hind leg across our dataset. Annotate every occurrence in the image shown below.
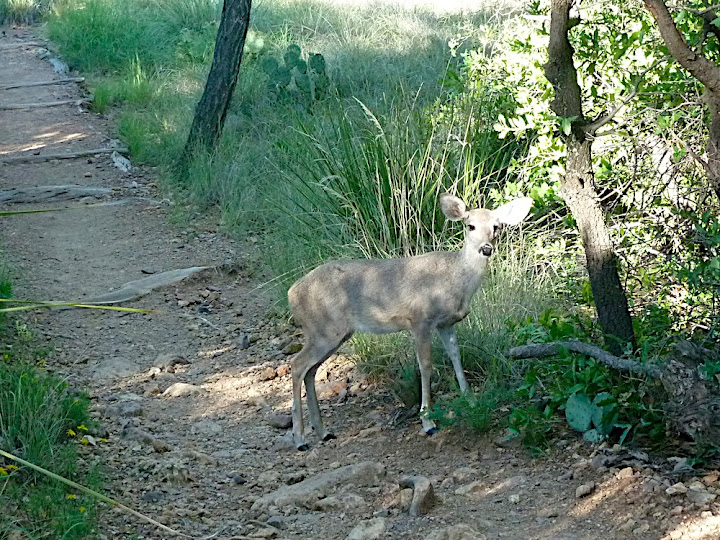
[412,324,438,435]
[291,329,350,451]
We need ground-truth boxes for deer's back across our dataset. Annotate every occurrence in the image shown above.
[289,252,477,334]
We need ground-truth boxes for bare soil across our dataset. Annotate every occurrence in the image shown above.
[2,27,720,540]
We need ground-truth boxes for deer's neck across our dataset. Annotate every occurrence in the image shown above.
[456,244,490,299]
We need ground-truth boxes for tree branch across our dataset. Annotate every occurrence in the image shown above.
[643,0,720,92]
[585,58,669,137]
[507,341,662,378]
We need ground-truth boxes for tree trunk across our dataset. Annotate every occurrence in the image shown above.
[564,138,636,352]
[182,0,252,165]
[545,0,636,354]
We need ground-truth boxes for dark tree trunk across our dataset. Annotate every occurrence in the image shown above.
[643,0,720,201]
[545,0,636,354]
[182,0,252,165]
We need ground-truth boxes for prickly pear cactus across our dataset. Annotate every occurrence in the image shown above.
[261,44,329,101]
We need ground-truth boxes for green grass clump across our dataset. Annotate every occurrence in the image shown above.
[0,334,99,539]
[0,254,98,539]
[0,0,53,23]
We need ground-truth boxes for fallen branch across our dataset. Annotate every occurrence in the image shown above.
[0,185,112,203]
[507,340,662,378]
[0,98,90,110]
[1,147,128,164]
[0,42,44,51]
[0,77,84,91]
[84,266,212,304]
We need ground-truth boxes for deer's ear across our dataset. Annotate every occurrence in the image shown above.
[440,194,469,222]
[493,197,533,226]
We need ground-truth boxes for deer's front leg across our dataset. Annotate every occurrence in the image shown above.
[438,326,469,393]
[413,326,437,435]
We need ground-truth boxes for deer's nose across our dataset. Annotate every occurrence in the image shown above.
[480,244,493,257]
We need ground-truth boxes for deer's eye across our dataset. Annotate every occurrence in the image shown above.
[468,224,476,231]
[493,224,501,234]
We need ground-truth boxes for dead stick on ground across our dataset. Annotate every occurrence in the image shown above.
[0,77,85,91]
[1,147,129,164]
[507,340,662,378]
[0,98,90,110]
[0,42,44,51]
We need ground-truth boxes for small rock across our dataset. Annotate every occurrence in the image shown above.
[286,471,306,485]
[452,467,477,484]
[703,472,719,486]
[575,482,595,498]
[347,517,386,540]
[616,467,634,479]
[426,524,486,540]
[282,341,303,355]
[230,473,247,485]
[508,493,520,504]
[537,508,559,518]
[399,475,435,516]
[184,449,217,466]
[250,528,278,539]
[259,366,277,381]
[314,496,344,511]
[152,439,171,453]
[258,470,281,485]
[121,424,154,444]
[686,489,717,505]
[358,426,382,439]
[191,420,222,436]
[670,505,684,515]
[455,480,484,497]
[140,490,164,503]
[632,523,650,535]
[276,364,291,377]
[266,516,286,529]
[268,412,292,430]
[666,482,688,496]
[144,384,161,397]
[163,382,203,397]
[398,488,414,511]
[141,267,157,275]
[106,401,143,418]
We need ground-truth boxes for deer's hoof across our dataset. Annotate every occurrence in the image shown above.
[297,443,310,452]
[425,427,438,436]
[322,432,336,442]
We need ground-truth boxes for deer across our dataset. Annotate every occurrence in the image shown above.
[287,193,533,450]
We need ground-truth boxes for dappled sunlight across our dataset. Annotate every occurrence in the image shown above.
[0,123,89,155]
[667,514,720,539]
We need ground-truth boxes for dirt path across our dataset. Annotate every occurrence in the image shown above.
[2,28,719,540]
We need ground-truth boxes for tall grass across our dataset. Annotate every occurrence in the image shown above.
[0,355,99,539]
[0,0,53,23]
[0,261,98,538]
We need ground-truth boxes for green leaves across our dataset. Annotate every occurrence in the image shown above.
[565,392,619,442]
[262,44,329,102]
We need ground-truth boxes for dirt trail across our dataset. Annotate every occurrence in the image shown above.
[1,28,719,540]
